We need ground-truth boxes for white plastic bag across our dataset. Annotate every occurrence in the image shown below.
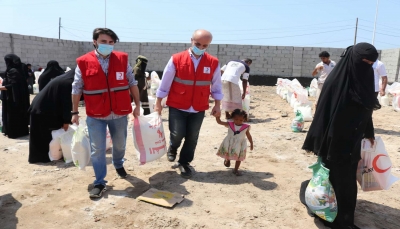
[357,136,399,191]
[377,94,389,107]
[392,95,400,112]
[60,125,77,163]
[48,128,67,161]
[150,71,160,96]
[132,112,167,165]
[242,94,251,113]
[310,78,318,89]
[296,102,313,122]
[309,88,317,97]
[71,125,91,170]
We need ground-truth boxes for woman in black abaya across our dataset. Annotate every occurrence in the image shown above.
[28,70,74,163]
[301,43,380,229]
[0,54,30,139]
[38,60,65,91]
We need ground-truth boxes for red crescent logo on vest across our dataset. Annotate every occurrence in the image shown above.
[372,154,391,173]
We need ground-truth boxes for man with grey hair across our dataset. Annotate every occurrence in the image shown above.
[154,29,223,178]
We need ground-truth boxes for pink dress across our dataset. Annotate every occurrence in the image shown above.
[216,122,250,161]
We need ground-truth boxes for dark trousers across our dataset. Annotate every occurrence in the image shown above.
[323,158,359,227]
[137,76,150,115]
[168,107,205,166]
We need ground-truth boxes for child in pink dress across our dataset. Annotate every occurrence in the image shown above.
[216,109,253,176]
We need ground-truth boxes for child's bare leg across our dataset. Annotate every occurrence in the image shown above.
[233,161,242,176]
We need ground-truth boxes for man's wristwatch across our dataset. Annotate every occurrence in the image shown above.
[71,111,79,115]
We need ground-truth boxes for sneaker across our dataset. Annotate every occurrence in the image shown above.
[178,164,192,179]
[167,147,177,162]
[116,167,127,178]
[89,184,106,198]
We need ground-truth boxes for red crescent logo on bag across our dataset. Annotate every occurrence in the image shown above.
[372,154,391,173]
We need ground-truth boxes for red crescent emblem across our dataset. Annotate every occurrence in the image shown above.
[372,154,391,173]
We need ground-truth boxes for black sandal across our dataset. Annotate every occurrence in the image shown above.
[224,159,231,168]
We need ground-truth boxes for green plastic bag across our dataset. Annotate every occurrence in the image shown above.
[291,110,304,132]
[305,157,338,222]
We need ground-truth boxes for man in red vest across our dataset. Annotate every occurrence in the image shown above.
[71,28,140,198]
[154,29,223,179]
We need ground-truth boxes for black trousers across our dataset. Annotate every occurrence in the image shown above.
[137,76,150,115]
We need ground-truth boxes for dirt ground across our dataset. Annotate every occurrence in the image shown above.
[0,85,399,229]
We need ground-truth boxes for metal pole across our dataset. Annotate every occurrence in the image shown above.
[354,18,358,45]
[372,0,380,45]
[59,17,61,39]
[105,0,107,27]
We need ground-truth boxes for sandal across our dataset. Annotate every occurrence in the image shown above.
[224,159,231,168]
[232,170,243,176]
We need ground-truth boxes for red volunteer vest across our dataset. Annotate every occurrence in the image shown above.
[77,51,132,117]
[167,50,219,111]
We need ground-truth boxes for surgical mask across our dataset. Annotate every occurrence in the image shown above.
[192,45,206,55]
[97,43,114,56]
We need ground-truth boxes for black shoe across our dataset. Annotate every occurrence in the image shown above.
[89,184,106,198]
[167,147,177,162]
[116,167,127,178]
[178,164,192,179]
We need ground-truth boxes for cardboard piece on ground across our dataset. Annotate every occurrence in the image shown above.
[137,188,184,208]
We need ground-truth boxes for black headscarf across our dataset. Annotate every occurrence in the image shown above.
[38,60,65,91]
[302,43,380,163]
[29,70,75,123]
[5,54,23,73]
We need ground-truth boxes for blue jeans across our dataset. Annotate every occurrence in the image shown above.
[86,116,128,186]
[169,107,205,166]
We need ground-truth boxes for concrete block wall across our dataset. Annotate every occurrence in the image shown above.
[300,47,345,77]
[0,32,399,82]
[0,32,81,71]
[380,48,400,82]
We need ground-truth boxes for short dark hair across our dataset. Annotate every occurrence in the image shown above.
[243,58,252,64]
[92,28,119,43]
[26,63,31,67]
[319,51,330,58]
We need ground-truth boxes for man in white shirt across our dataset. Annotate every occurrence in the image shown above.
[312,51,336,106]
[220,58,252,119]
[373,60,388,97]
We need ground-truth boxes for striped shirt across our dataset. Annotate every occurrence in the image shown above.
[72,50,137,120]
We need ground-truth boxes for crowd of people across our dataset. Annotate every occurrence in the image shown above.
[0,27,392,228]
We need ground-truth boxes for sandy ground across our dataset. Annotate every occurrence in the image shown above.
[0,85,399,229]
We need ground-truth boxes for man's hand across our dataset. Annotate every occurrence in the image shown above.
[380,89,385,96]
[71,114,79,125]
[211,105,221,117]
[242,93,246,99]
[154,98,163,115]
[133,106,140,118]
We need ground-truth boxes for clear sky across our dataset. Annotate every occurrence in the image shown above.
[1,0,399,50]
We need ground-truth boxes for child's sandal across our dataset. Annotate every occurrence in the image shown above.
[224,159,231,168]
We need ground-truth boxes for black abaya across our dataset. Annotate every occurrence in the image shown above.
[301,43,380,228]
[28,70,74,163]
[38,60,65,91]
[1,54,30,139]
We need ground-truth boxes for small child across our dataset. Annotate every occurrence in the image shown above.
[216,109,253,176]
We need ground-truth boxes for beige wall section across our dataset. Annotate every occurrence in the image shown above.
[0,32,399,82]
